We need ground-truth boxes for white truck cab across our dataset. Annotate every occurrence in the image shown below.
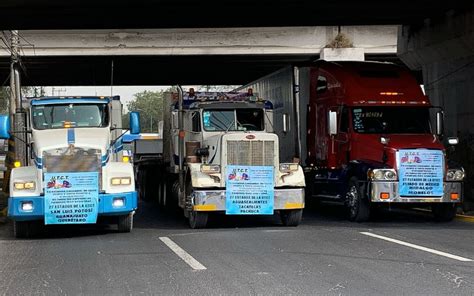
[164,91,305,228]
[0,96,141,237]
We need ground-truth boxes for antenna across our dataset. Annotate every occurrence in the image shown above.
[110,59,114,96]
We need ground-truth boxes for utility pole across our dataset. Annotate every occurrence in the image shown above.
[10,30,27,167]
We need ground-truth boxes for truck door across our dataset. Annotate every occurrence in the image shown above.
[335,106,350,167]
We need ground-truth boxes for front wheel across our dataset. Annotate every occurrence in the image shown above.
[432,204,457,222]
[346,177,370,222]
[13,220,41,238]
[188,211,208,229]
[117,213,134,232]
[280,209,303,226]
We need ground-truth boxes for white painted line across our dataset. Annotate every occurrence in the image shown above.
[159,236,207,270]
[360,232,473,262]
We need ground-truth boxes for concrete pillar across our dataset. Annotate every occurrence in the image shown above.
[398,9,474,210]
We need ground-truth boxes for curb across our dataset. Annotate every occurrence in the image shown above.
[413,208,474,223]
[454,214,474,223]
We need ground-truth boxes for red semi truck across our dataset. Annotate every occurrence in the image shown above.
[238,60,464,222]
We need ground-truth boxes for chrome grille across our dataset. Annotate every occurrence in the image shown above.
[227,140,274,166]
[43,147,101,173]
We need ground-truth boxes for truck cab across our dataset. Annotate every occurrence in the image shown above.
[164,91,305,228]
[306,61,464,221]
[1,96,140,237]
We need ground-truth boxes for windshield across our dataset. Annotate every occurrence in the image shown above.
[32,103,109,130]
[352,107,431,134]
[202,109,264,131]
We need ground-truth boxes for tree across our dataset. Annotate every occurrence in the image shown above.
[124,90,167,133]
[0,86,44,114]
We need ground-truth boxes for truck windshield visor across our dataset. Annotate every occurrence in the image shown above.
[202,109,264,131]
[32,103,109,130]
[352,107,431,134]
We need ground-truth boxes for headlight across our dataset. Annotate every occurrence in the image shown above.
[368,169,398,181]
[14,181,36,190]
[110,177,132,186]
[279,163,299,173]
[446,169,464,181]
[200,164,220,173]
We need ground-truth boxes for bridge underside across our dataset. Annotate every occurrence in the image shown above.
[0,1,470,29]
[0,54,401,86]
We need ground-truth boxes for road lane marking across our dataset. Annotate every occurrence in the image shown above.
[159,236,207,270]
[360,232,473,262]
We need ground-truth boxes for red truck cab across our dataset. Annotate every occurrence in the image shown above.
[306,61,464,221]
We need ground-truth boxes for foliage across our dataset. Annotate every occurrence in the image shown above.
[0,86,44,114]
[123,90,167,133]
[325,32,353,48]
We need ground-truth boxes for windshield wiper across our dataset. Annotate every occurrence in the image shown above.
[225,119,235,133]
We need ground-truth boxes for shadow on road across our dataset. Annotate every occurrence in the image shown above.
[1,198,471,240]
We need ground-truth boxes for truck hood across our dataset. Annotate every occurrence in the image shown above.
[33,128,110,156]
[381,134,444,151]
[351,133,444,169]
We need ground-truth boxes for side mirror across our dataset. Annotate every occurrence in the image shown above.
[448,137,459,146]
[0,115,11,139]
[436,111,444,136]
[328,110,337,136]
[129,112,141,135]
[282,113,289,133]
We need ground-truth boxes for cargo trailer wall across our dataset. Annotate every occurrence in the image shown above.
[236,66,310,165]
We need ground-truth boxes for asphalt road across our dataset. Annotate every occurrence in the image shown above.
[1,202,473,295]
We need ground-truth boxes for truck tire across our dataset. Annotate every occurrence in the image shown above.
[346,177,370,222]
[117,213,134,232]
[188,211,208,229]
[13,221,40,238]
[13,221,30,238]
[432,204,457,222]
[280,209,303,226]
[137,169,149,201]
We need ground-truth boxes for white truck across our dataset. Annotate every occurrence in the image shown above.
[0,96,140,238]
[157,89,305,228]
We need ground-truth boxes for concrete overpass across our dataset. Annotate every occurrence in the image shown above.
[0,0,470,29]
[0,26,397,85]
[0,2,473,206]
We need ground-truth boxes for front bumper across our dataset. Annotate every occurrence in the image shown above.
[192,187,305,212]
[370,181,462,203]
[8,191,137,221]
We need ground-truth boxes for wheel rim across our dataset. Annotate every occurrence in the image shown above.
[346,185,358,217]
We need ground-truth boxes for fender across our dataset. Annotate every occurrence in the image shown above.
[345,160,389,183]
[102,162,135,193]
[343,160,390,200]
[10,166,42,197]
[188,163,221,188]
[309,160,389,199]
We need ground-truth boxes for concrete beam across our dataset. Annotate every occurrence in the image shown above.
[0,26,397,57]
[398,9,474,209]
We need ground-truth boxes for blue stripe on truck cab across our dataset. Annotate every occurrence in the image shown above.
[67,128,75,144]
[8,191,137,221]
